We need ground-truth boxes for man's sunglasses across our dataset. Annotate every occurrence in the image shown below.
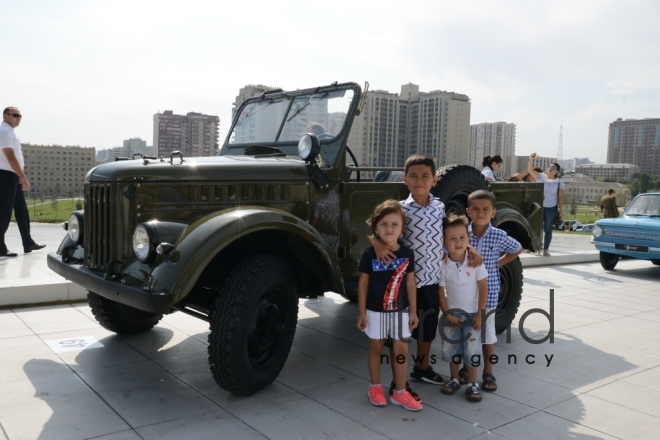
[8,113,22,118]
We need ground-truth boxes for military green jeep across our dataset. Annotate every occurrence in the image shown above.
[48,82,542,395]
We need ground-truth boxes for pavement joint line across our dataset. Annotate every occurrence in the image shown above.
[537,407,626,440]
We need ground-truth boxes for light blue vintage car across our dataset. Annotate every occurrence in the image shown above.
[591,192,660,270]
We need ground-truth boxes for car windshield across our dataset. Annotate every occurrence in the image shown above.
[626,194,660,216]
[229,89,354,145]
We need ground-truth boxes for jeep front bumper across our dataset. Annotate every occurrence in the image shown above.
[47,252,171,314]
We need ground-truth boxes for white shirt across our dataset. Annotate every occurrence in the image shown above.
[0,121,23,173]
[536,173,565,208]
[439,252,488,314]
[481,167,496,181]
[400,194,445,288]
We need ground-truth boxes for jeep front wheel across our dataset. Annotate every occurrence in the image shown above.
[600,252,619,270]
[208,255,298,395]
[495,257,523,334]
[88,292,163,335]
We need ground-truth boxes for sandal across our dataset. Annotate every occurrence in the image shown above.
[440,377,461,395]
[458,366,468,385]
[466,382,482,402]
[389,381,422,403]
[482,372,497,392]
[410,366,446,385]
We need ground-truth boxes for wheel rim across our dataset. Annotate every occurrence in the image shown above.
[247,289,287,367]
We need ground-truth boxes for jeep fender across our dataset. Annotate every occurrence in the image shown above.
[150,207,345,303]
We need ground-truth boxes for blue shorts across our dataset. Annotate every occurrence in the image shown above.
[441,312,483,363]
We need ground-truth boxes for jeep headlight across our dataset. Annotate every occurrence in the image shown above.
[298,133,320,162]
[133,224,155,263]
[592,225,604,238]
[67,212,84,245]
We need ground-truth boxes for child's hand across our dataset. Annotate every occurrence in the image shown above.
[467,246,483,267]
[357,313,367,331]
[445,313,463,329]
[372,238,396,266]
[409,312,419,330]
[472,314,482,331]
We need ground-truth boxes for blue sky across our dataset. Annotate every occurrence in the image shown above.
[2,0,659,163]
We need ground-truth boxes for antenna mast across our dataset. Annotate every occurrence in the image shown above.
[557,124,563,162]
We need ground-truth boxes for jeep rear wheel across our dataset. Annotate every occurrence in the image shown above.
[495,257,523,334]
[208,255,298,395]
[88,292,163,335]
[432,165,489,216]
[600,252,619,270]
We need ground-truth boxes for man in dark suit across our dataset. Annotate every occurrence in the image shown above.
[600,189,619,218]
[0,106,45,257]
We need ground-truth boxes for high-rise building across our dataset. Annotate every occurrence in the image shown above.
[607,117,660,176]
[469,122,516,178]
[22,144,95,197]
[232,84,279,122]
[122,137,152,157]
[153,111,219,157]
[503,155,557,178]
[347,83,471,168]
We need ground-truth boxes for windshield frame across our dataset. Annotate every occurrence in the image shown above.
[221,82,360,168]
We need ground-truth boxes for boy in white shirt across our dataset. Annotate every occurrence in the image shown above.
[438,215,488,403]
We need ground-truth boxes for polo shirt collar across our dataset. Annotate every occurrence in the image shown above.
[403,193,435,207]
[468,222,492,239]
[0,121,13,132]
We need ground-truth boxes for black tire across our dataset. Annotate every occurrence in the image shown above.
[652,259,660,266]
[208,255,298,395]
[432,165,489,216]
[88,292,163,335]
[341,282,358,302]
[600,252,619,270]
[495,257,523,334]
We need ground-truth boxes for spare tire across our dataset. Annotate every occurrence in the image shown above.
[431,165,489,216]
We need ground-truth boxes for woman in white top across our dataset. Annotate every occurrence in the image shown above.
[527,153,565,256]
[481,155,503,182]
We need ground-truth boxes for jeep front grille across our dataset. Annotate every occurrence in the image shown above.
[84,183,121,271]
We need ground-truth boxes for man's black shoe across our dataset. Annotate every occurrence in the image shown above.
[24,243,46,253]
[0,251,18,257]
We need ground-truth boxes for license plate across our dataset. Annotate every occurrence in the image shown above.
[614,244,649,252]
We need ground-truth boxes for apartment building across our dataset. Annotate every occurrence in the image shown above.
[153,111,220,157]
[607,117,660,176]
[96,138,153,164]
[22,144,95,197]
[469,122,516,177]
[347,83,471,168]
[575,163,640,181]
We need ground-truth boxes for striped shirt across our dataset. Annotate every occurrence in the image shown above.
[468,223,522,309]
[400,194,445,287]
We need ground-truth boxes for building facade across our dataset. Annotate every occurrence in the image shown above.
[469,122,516,177]
[153,111,220,157]
[347,83,471,168]
[575,163,640,181]
[22,144,95,197]
[607,118,660,176]
[562,174,630,206]
[232,84,279,122]
[96,138,153,164]
[503,155,557,179]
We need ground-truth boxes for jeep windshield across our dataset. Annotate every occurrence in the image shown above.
[224,83,358,166]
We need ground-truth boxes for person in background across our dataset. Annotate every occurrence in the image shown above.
[527,153,564,256]
[0,107,46,257]
[600,189,619,218]
[481,155,503,182]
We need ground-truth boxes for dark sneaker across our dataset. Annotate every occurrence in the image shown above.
[410,366,446,385]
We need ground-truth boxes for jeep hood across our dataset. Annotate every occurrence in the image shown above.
[87,155,311,183]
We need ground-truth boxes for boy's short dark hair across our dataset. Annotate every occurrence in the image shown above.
[404,154,436,176]
[442,214,469,233]
[467,189,496,208]
[366,199,407,238]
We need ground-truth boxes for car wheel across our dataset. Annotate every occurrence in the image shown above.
[600,252,619,270]
[495,257,523,334]
[88,292,163,335]
[651,259,660,266]
[208,255,298,395]
[432,165,489,216]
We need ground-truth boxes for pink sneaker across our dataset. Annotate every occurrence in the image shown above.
[390,389,423,411]
[368,385,387,407]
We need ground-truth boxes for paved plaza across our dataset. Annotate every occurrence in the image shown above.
[1,225,660,439]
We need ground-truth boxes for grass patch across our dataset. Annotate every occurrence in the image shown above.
[13,198,83,223]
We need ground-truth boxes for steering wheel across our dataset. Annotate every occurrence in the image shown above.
[346,146,360,183]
